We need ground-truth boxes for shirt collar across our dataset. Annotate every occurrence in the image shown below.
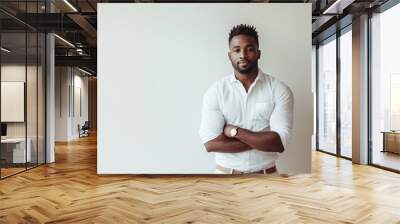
[230,69,265,84]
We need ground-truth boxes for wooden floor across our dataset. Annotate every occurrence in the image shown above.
[1,135,400,223]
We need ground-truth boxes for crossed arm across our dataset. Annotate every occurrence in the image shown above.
[204,125,284,153]
[199,81,292,154]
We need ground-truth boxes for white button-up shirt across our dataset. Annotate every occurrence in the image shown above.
[199,69,293,172]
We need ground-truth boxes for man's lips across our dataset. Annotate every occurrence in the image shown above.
[238,61,249,66]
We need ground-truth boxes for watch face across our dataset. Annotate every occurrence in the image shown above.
[230,128,237,137]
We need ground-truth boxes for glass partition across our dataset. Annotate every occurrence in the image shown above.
[0,1,46,179]
[27,31,38,169]
[0,31,28,177]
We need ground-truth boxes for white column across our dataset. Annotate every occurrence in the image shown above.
[352,14,369,164]
[46,33,55,163]
[45,1,56,163]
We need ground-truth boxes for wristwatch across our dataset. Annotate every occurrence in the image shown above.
[230,127,238,137]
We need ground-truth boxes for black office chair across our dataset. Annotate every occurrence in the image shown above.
[79,121,90,138]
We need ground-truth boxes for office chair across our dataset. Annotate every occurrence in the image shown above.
[79,121,90,138]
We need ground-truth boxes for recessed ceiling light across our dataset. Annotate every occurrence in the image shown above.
[1,47,11,53]
[78,67,93,76]
[322,0,351,15]
[54,34,75,48]
[63,0,78,12]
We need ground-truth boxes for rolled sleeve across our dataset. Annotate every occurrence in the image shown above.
[269,82,294,151]
[198,84,225,144]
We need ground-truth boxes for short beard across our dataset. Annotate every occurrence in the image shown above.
[232,61,258,75]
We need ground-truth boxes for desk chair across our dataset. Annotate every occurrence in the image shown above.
[79,121,90,138]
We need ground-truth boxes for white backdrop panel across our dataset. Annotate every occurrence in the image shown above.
[98,3,312,174]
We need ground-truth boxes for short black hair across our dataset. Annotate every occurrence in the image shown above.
[228,24,259,46]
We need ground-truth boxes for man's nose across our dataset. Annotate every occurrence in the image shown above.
[239,50,247,58]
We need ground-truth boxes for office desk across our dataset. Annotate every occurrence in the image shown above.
[1,138,32,163]
[381,131,400,154]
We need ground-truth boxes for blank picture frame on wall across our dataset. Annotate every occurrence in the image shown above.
[1,82,25,122]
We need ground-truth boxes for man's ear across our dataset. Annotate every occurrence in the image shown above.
[228,51,231,60]
[258,50,261,59]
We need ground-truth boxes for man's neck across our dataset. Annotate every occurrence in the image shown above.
[234,68,259,91]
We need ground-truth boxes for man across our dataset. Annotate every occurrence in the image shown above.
[199,24,294,174]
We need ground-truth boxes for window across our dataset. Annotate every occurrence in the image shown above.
[371,2,400,171]
[339,29,352,158]
[317,36,337,154]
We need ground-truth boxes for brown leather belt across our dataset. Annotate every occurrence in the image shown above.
[216,164,276,174]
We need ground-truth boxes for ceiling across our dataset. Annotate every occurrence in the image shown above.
[0,0,392,75]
